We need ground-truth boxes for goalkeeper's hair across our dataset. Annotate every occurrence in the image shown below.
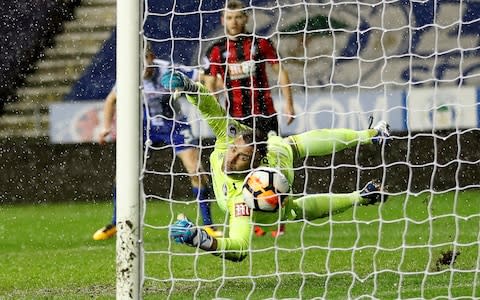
[241,129,268,159]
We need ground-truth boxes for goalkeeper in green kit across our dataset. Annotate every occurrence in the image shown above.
[161,71,391,262]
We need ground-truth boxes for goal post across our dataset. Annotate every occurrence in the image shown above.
[115,0,142,298]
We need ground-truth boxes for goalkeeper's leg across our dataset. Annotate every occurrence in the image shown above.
[287,180,388,221]
[288,127,385,160]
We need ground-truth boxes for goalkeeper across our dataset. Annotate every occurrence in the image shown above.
[162,71,391,262]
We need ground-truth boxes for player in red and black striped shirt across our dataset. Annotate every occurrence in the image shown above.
[204,0,295,137]
[203,0,295,237]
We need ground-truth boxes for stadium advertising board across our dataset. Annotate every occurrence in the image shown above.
[406,87,479,131]
[50,88,479,143]
[49,101,113,144]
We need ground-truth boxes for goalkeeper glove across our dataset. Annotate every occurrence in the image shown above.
[161,71,199,93]
[169,214,216,251]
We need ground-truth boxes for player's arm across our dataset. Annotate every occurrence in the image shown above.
[203,44,225,99]
[270,63,295,125]
[161,71,248,141]
[186,84,230,140]
[169,213,218,252]
[260,38,295,125]
[203,74,219,93]
[170,197,252,262]
[203,74,225,103]
[214,196,252,262]
[99,88,117,145]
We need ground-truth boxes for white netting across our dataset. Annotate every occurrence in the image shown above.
[136,1,480,299]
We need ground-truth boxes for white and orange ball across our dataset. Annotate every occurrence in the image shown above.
[242,167,290,212]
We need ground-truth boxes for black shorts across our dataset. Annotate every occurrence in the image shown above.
[238,115,279,135]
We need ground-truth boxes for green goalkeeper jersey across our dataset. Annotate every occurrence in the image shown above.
[185,84,294,261]
[185,84,377,261]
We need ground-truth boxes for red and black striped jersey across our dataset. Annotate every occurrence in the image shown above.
[206,36,279,118]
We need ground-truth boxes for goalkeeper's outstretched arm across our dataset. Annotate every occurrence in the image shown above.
[213,197,252,262]
[161,70,249,141]
[169,210,251,262]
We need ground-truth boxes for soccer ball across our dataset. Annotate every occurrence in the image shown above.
[242,167,290,212]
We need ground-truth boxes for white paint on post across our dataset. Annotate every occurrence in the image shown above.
[116,0,142,299]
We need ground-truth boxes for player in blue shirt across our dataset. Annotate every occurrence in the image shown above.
[93,46,222,240]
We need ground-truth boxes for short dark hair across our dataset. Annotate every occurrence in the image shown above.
[241,129,268,159]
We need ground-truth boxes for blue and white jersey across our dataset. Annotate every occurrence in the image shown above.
[143,69,182,124]
[143,59,199,126]
[111,60,199,149]
[112,60,199,126]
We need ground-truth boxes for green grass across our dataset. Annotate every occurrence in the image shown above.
[1,190,480,299]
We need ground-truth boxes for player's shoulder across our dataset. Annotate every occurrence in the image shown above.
[255,35,271,42]
[207,37,228,51]
[256,36,275,48]
[239,33,270,44]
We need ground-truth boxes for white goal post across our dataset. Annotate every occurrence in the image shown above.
[115,0,142,299]
[116,1,480,299]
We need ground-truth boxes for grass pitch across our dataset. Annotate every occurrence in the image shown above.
[1,190,479,299]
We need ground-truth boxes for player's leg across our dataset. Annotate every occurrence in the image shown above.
[176,148,223,238]
[288,128,376,160]
[239,115,279,135]
[171,119,223,238]
[288,122,391,160]
[93,183,118,240]
[287,179,388,221]
[176,147,210,222]
[253,115,279,135]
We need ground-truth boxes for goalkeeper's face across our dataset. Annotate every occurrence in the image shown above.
[223,135,259,175]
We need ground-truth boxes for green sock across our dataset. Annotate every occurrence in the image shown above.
[289,128,376,159]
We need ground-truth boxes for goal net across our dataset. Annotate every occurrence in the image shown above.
[120,0,480,298]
